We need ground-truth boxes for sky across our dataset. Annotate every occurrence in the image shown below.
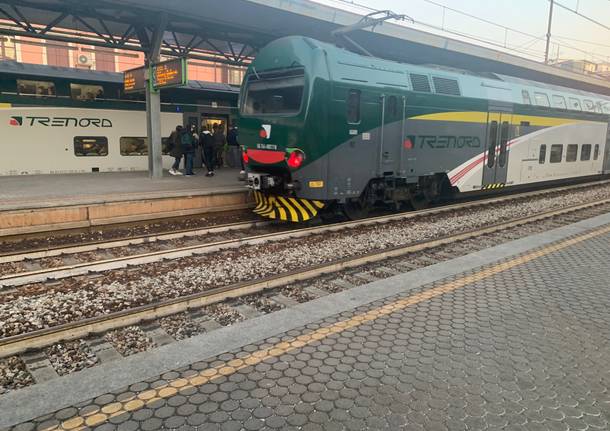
[315,0,610,64]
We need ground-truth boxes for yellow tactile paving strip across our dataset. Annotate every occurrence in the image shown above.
[40,224,610,431]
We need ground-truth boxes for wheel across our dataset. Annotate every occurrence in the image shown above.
[410,194,430,211]
[342,200,370,220]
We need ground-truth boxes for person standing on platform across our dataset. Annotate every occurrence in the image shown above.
[213,123,227,169]
[227,122,244,174]
[168,125,184,176]
[181,125,196,176]
[199,125,215,177]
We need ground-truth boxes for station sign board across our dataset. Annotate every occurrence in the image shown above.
[123,66,147,93]
[123,57,188,93]
[151,57,187,90]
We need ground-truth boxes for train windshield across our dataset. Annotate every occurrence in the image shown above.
[242,69,305,116]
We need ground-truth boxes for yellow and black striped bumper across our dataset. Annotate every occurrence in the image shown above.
[253,191,325,222]
[481,183,506,190]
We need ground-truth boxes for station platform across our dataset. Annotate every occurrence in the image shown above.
[2,213,610,430]
[0,169,251,236]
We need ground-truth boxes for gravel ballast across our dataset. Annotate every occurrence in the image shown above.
[1,186,610,339]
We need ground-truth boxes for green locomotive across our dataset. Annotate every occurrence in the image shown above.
[239,36,610,222]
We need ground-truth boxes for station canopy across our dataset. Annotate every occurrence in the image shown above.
[2,0,610,95]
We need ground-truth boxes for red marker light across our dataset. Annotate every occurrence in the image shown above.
[403,138,413,150]
[287,150,305,169]
[242,150,249,164]
[259,129,267,139]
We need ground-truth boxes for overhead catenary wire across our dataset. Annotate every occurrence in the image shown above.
[317,0,610,64]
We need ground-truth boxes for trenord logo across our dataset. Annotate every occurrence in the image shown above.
[9,116,22,126]
[8,116,112,128]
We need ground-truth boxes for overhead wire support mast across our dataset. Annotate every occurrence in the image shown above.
[545,0,554,64]
[331,10,413,57]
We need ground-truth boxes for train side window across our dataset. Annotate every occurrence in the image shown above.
[534,92,550,107]
[569,98,582,111]
[498,121,509,167]
[70,83,104,101]
[566,144,578,162]
[522,90,532,105]
[539,144,546,164]
[120,137,148,156]
[581,144,592,161]
[594,144,600,160]
[583,99,595,112]
[347,89,361,124]
[74,137,108,157]
[552,95,567,110]
[17,79,56,96]
[486,121,498,168]
[550,144,563,163]
[120,137,171,156]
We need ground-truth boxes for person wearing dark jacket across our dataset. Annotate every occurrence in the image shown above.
[227,122,243,173]
[199,125,215,176]
[181,125,196,176]
[168,125,184,176]
[212,124,226,169]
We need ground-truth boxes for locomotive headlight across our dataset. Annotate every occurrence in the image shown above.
[286,149,305,169]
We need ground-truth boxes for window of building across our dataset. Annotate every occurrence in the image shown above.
[347,89,361,124]
[552,95,567,109]
[569,98,582,110]
[522,90,532,105]
[534,92,550,107]
[498,121,509,167]
[539,144,547,164]
[0,36,16,60]
[583,99,595,112]
[70,83,105,100]
[17,80,56,96]
[74,137,108,157]
[594,144,600,160]
[550,144,563,163]
[228,68,245,86]
[581,144,592,161]
[487,121,498,168]
[566,144,578,162]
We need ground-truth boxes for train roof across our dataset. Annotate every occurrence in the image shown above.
[0,61,239,95]
[299,37,610,114]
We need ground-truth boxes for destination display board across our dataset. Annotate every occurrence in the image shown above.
[123,66,147,93]
[151,57,187,90]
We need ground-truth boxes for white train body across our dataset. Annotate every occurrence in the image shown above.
[0,107,183,176]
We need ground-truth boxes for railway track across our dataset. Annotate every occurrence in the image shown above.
[1,196,609,360]
[1,179,609,289]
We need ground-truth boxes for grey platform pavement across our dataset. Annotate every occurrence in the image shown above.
[0,169,250,236]
[2,212,610,430]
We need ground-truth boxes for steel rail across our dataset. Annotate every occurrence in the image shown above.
[0,198,607,358]
[1,179,609,289]
[0,220,272,264]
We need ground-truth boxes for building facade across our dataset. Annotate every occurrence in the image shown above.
[0,35,245,85]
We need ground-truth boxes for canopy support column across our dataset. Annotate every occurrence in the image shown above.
[141,15,167,178]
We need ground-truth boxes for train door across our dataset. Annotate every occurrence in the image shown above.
[379,93,403,176]
[603,123,610,174]
[483,107,513,187]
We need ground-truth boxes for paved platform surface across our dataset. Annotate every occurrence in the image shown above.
[2,213,610,430]
[0,169,245,211]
